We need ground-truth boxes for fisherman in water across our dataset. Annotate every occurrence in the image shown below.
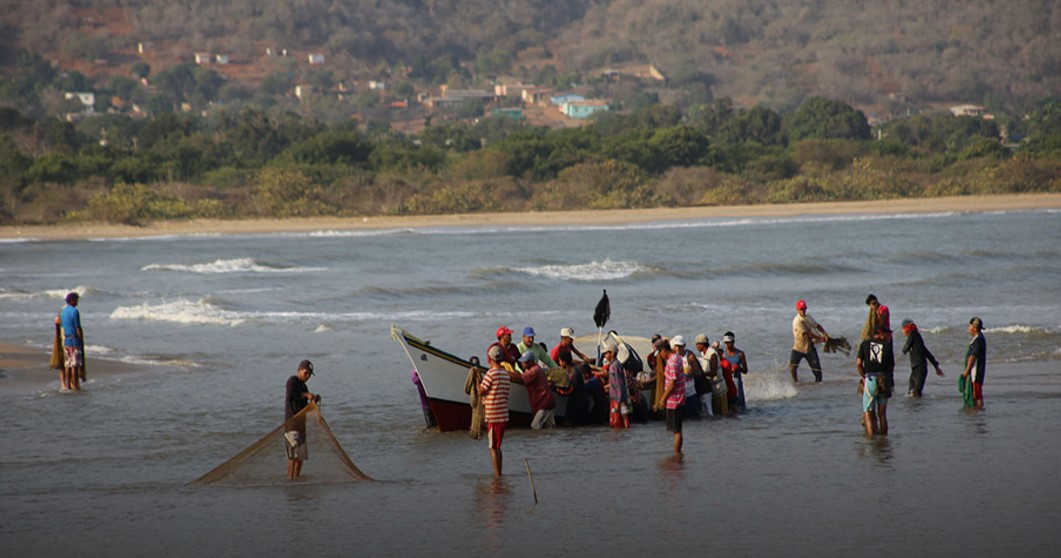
[285,359,320,479]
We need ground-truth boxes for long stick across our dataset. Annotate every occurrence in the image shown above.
[523,458,538,504]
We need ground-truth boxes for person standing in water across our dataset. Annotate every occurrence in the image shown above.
[57,292,84,391]
[285,359,319,479]
[790,299,829,382]
[900,319,944,397]
[962,317,987,409]
[856,325,894,436]
[656,338,685,454]
[479,345,511,476]
[721,331,749,412]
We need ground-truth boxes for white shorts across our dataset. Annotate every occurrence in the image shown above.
[284,431,308,461]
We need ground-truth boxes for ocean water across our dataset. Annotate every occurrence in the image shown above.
[1,208,1060,557]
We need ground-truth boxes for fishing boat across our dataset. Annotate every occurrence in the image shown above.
[391,325,653,432]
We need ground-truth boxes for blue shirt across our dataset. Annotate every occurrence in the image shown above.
[60,305,81,347]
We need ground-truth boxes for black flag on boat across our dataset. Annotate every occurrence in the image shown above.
[593,289,610,328]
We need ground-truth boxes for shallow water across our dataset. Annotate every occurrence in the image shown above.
[1,209,1059,556]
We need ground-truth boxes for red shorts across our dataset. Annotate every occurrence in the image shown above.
[487,422,507,449]
[972,382,983,401]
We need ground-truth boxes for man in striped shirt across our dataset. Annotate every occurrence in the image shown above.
[479,345,511,476]
[657,338,686,454]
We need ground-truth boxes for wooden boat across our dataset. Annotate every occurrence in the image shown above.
[392,325,653,432]
[391,326,567,431]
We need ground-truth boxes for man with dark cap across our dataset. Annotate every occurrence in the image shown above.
[900,319,944,397]
[57,292,84,391]
[285,359,320,479]
[861,294,891,342]
[962,317,987,409]
[519,350,556,429]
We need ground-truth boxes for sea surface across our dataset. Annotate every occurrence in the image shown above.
[1,208,1059,557]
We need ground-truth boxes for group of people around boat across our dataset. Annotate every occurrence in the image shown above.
[470,292,989,474]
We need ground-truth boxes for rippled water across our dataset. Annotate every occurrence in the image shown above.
[1,209,1059,557]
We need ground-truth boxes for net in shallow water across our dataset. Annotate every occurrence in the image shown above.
[191,401,372,486]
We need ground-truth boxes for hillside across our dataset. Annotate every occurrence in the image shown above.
[2,0,1059,118]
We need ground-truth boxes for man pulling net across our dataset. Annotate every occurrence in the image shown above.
[191,359,371,486]
[285,359,320,479]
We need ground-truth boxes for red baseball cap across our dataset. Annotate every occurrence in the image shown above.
[796,299,808,310]
[496,326,513,338]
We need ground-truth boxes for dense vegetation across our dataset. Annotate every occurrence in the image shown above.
[2,96,1059,225]
[1,1,1059,225]
[2,0,1058,114]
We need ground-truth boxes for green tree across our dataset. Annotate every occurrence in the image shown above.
[785,96,871,142]
[130,61,151,80]
[280,130,373,166]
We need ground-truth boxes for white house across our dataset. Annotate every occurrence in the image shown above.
[562,99,610,119]
[308,53,325,65]
[194,52,211,65]
[950,104,985,118]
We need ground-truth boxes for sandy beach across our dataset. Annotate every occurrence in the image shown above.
[0,341,143,396]
[3,193,1060,241]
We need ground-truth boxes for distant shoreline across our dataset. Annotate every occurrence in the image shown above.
[3,193,1059,241]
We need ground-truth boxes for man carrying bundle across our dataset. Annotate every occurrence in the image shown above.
[56,292,84,391]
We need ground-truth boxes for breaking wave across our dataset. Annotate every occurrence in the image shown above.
[142,258,326,274]
[110,298,481,328]
[111,299,247,327]
[512,259,652,281]
[0,285,96,301]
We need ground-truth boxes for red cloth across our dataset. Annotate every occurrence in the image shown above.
[521,364,556,413]
[719,357,738,396]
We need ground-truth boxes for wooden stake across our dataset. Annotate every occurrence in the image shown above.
[523,458,538,504]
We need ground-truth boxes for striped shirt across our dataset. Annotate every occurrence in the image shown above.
[664,353,686,410]
[479,367,511,423]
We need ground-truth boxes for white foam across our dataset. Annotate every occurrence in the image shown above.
[118,354,201,368]
[986,324,1047,334]
[513,259,648,281]
[110,299,246,327]
[142,258,325,274]
[0,286,92,301]
[109,299,480,328]
[744,372,799,401]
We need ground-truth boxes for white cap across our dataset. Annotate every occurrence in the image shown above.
[671,335,686,347]
[560,327,574,338]
[603,341,619,354]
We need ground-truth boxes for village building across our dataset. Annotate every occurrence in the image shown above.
[561,99,610,119]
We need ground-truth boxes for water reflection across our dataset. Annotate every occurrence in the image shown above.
[652,453,687,541]
[474,476,509,554]
[856,436,894,466]
[962,408,989,435]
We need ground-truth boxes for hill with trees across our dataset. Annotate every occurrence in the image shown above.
[2,0,1059,116]
[0,1,1059,226]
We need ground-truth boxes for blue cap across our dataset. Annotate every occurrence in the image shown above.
[519,351,536,363]
[523,326,535,337]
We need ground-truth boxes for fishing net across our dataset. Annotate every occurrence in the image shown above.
[191,401,372,486]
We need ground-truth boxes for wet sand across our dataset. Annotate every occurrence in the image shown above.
[0,341,142,396]
[3,193,1060,241]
